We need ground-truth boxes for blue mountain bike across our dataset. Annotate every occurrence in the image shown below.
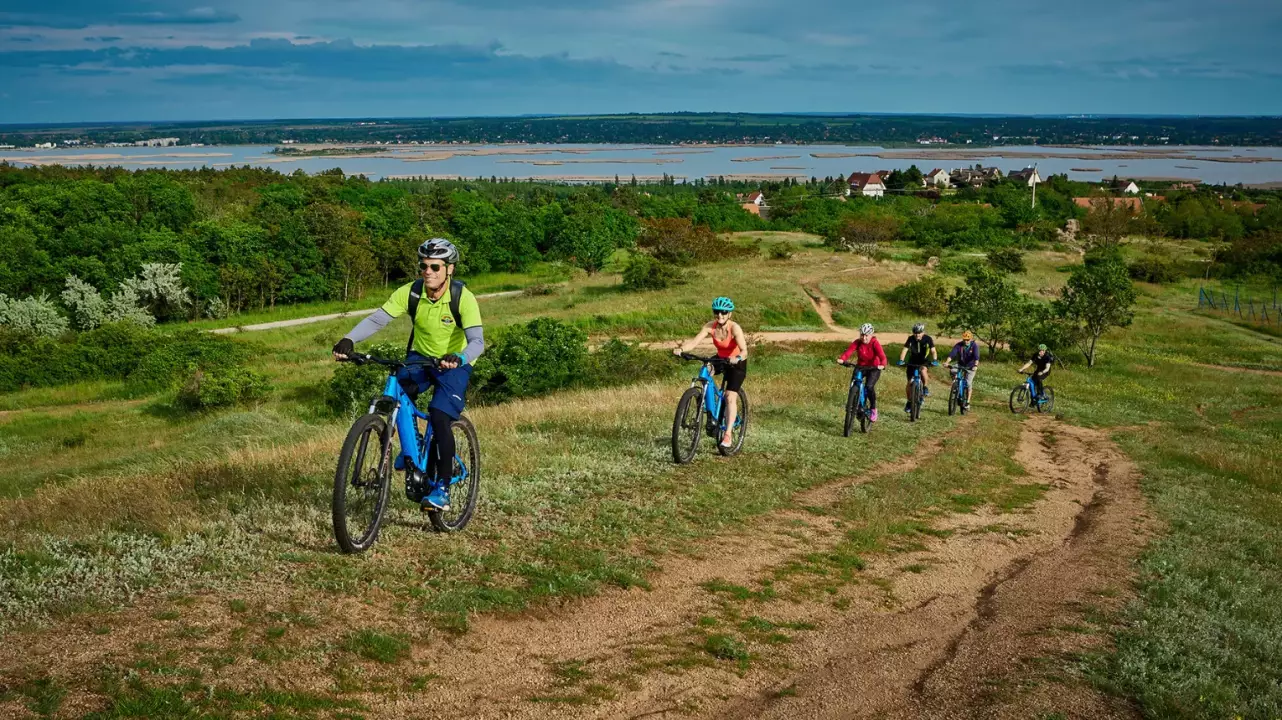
[899,361,937,422]
[1010,371,1055,415]
[672,353,749,464]
[332,353,481,553]
[948,365,973,416]
[839,361,875,436]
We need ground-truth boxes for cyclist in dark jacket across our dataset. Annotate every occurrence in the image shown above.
[1018,344,1055,403]
[942,331,981,407]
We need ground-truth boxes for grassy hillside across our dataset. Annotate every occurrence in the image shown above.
[1,239,1280,718]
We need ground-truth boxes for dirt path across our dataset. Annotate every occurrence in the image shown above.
[209,289,524,335]
[360,416,1149,719]
[1191,362,1282,378]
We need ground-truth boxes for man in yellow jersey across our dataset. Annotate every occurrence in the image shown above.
[332,238,484,510]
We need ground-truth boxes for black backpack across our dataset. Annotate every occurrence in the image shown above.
[405,278,466,356]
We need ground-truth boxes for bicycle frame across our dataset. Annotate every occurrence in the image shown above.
[1024,374,1039,400]
[851,368,868,410]
[373,371,467,486]
[693,362,740,433]
[952,367,969,399]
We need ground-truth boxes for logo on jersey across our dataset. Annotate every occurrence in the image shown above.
[441,315,455,327]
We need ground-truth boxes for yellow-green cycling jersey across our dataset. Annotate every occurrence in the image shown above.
[380,282,483,359]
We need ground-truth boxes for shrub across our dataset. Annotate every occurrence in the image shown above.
[324,342,404,417]
[765,242,794,260]
[1008,302,1080,362]
[472,318,588,402]
[522,283,559,297]
[638,217,750,264]
[125,329,248,394]
[176,366,271,411]
[0,293,68,338]
[622,253,675,291]
[885,275,951,316]
[827,214,901,251]
[937,257,986,277]
[987,248,1027,274]
[1128,255,1183,284]
[582,338,673,389]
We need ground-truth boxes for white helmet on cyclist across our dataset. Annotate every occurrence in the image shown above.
[912,322,925,334]
[417,237,460,265]
[859,323,874,336]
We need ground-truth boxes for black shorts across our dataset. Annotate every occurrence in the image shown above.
[904,363,930,380]
[718,359,747,393]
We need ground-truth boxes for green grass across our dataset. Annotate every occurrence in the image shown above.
[2,243,1282,718]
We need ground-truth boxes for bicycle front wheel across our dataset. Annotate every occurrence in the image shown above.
[717,389,749,457]
[909,383,923,422]
[1009,385,1030,414]
[948,382,958,416]
[429,415,481,533]
[333,413,393,554]
[672,386,703,464]
[844,382,859,437]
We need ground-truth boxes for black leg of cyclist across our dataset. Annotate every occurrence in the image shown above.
[1032,374,1044,400]
[865,369,880,410]
[428,408,456,483]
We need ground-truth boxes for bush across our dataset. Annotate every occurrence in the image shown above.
[175,366,271,411]
[472,318,588,403]
[1128,255,1183,284]
[0,293,68,338]
[987,248,1027,274]
[1008,302,1080,362]
[582,338,673,389]
[937,257,986,277]
[765,242,794,260]
[324,342,405,417]
[622,253,682,292]
[638,217,750,265]
[828,214,901,251]
[125,329,249,394]
[885,275,951,316]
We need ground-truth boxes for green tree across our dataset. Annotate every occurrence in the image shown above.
[943,268,1023,357]
[1053,260,1136,368]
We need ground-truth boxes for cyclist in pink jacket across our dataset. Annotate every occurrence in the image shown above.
[836,323,888,422]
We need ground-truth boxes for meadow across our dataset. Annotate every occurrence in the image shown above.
[1,237,1280,719]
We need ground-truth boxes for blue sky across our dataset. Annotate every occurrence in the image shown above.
[1,0,1280,122]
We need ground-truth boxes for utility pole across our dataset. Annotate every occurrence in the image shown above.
[1031,163,1038,209]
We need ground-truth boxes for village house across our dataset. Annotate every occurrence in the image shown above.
[1007,166,1042,187]
[847,172,886,198]
[1112,179,1141,194]
[950,167,1002,187]
[740,190,766,215]
[923,168,951,187]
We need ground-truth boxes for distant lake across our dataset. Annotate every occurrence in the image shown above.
[4,143,1282,186]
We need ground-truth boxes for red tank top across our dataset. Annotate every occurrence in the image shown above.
[712,325,739,359]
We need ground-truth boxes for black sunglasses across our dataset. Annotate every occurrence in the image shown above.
[713,310,731,317]
[419,261,446,273]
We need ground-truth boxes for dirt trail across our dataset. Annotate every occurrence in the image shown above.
[363,416,1150,719]
[1191,362,1282,378]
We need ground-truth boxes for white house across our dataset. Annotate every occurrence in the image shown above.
[1007,167,1042,187]
[1114,180,1141,194]
[744,191,765,206]
[847,172,886,198]
[923,168,951,187]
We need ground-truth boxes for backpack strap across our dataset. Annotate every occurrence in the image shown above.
[405,278,424,356]
[449,279,467,333]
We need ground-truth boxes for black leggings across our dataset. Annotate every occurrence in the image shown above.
[427,408,455,483]
[861,368,881,409]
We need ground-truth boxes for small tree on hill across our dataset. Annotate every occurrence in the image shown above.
[1053,260,1137,367]
[943,268,1023,357]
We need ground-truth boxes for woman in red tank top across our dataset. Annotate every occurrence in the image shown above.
[673,296,749,447]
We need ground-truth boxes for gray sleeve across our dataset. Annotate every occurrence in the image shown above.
[462,326,485,363]
[344,309,394,344]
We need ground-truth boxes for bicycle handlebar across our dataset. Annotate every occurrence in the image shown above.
[339,352,442,369]
[677,352,732,365]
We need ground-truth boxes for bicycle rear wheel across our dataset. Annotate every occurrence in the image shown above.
[428,415,481,532]
[333,413,393,554]
[1009,385,1030,414]
[672,386,703,464]
[1039,388,1056,414]
[717,390,749,456]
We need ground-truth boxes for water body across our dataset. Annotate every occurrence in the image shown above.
[4,143,1282,185]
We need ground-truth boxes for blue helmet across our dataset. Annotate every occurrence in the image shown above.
[711,296,735,313]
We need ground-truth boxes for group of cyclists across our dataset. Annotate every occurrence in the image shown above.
[331,238,1056,512]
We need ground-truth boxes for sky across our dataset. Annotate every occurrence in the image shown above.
[1,0,1281,123]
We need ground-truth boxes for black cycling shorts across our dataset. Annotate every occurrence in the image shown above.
[718,359,747,393]
[904,363,931,380]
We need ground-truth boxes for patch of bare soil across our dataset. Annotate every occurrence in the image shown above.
[1191,362,1282,378]
[0,418,1151,720]
[391,418,1149,718]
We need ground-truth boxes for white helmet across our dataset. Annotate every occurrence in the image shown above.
[417,237,460,265]
[859,323,874,335]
